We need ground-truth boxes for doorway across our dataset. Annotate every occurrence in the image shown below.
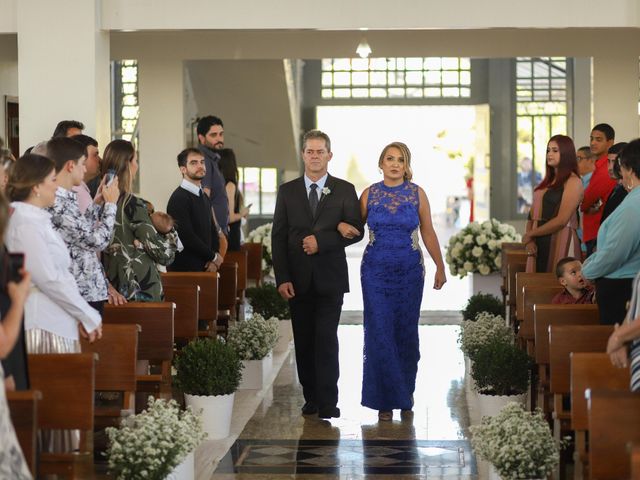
[317,104,490,311]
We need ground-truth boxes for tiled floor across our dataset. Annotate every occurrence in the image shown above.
[209,324,477,479]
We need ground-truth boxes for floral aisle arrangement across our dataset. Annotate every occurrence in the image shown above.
[471,337,532,396]
[105,397,205,480]
[246,284,290,320]
[461,293,504,322]
[446,219,521,277]
[470,402,559,479]
[246,222,274,278]
[227,313,279,361]
[458,312,513,361]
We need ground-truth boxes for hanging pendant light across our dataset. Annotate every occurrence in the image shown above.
[356,38,372,59]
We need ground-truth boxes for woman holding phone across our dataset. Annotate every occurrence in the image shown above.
[218,148,249,251]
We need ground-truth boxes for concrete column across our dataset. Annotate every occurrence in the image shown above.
[17,0,110,151]
[593,52,639,142]
[572,57,592,148]
[137,58,185,211]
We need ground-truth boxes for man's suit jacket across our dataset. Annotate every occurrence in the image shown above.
[272,174,364,296]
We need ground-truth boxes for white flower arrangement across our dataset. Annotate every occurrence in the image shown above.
[322,187,331,196]
[105,397,205,480]
[458,312,513,360]
[445,218,521,278]
[246,222,274,279]
[470,402,559,480]
[227,313,279,360]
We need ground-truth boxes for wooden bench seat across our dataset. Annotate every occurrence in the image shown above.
[571,353,630,479]
[587,389,640,480]
[241,242,263,287]
[7,389,41,476]
[28,353,96,479]
[163,283,200,342]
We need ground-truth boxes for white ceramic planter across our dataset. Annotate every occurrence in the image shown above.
[477,391,526,418]
[165,451,194,480]
[184,392,234,440]
[470,272,502,298]
[275,319,293,352]
[239,351,273,389]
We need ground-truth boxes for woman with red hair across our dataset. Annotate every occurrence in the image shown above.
[522,135,584,272]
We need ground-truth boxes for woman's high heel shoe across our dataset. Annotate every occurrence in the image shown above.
[378,410,393,421]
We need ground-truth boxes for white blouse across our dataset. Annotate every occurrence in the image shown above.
[5,202,102,340]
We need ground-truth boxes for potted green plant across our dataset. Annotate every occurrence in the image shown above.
[105,397,205,480]
[246,284,292,352]
[227,313,279,389]
[471,337,533,417]
[461,292,504,322]
[470,402,559,480]
[173,338,243,439]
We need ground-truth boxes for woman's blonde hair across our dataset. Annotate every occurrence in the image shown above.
[378,142,413,181]
[102,139,135,195]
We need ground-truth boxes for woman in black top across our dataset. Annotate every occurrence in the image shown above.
[219,149,249,251]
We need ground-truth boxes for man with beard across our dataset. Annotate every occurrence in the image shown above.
[167,148,222,272]
[197,115,230,239]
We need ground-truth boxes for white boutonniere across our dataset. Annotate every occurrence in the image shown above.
[322,187,331,196]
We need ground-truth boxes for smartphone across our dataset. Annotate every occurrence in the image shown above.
[105,169,117,186]
[7,252,24,283]
[246,203,253,209]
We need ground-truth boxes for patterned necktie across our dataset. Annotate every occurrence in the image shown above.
[309,183,319,215]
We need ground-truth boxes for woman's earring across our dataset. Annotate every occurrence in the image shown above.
[36,192,41,198]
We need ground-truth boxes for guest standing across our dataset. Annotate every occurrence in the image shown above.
[218,148,249,251]
[349,142,446,421]
[522,135,583,272]
[583,138,640,325]
[101,140,178,301]
[599,142,628,225]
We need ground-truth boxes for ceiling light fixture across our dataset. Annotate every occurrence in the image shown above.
[356,38,372,59]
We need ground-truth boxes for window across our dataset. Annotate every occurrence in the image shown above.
[113,60,139,142]
[238,167,278,215]
[515,57,568,215]
[321,57,472,99]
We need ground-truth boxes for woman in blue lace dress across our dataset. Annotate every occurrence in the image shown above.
[340,142,446,421]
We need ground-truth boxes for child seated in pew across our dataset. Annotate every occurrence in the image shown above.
[552,256,595,305]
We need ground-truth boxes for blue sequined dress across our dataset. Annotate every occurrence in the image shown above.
[361,181,424,411]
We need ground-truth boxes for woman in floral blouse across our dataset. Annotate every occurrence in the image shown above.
[101,140,178,301]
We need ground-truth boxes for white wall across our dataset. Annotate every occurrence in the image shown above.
[99,0,640,30]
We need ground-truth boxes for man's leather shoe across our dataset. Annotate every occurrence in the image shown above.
[318,407,340,419]
[301,401,318,415]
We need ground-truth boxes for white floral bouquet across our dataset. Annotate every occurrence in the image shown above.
[470,402,559,480]
[227,313,279,360]
[105,397,205,480]
[246,222,274,279]
[458,312,513,360]
[446,219,521,278]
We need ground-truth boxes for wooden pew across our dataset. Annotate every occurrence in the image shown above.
[504,249,528,324]
[7,389,42,476]
[587,389,640,480]
[518,285,564,352]
[225,249,248,319]
[631,443,640,480]
[28,353,96,479]
[533,304,599,411]
[548,325,613,446]
[241,242,263,287]
[161,272,219,337]
[515,272,557,323]
[81,323,139,422]
[103,302,174,395]
[163,283,200,342]
[218,261,238,335]
[571,353,630,480]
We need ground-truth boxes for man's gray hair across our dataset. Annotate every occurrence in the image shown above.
[302,129,331,153]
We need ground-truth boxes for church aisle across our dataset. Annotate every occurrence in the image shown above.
[212,324,477,479]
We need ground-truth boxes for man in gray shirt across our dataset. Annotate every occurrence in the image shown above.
[197,115,230,235]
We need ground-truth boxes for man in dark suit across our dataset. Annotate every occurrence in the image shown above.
[167,148,222,272]
[272,130,364,419]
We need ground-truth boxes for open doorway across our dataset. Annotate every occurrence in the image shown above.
[317,104,490,311]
